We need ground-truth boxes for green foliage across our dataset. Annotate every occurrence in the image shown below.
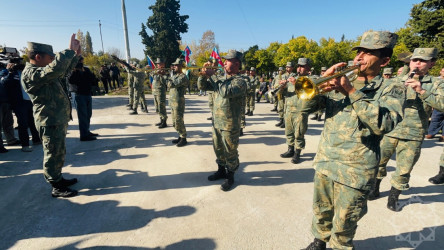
[140,0,189,66]
[84,31,93,55]
[243,45,259,70]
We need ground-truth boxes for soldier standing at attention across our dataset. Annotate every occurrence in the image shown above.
[370,48,444,211]
[198,58,219,121]
[280,58,313,164]
[270,67,284,112]
[239,69,249,136]
[299,31,405,249]
[125,65,135,111]
[245,67,259,116]
[275,62,295,128]
[168,58,189,147]
[151,58,169,128]
[21,34,81,198]
[310,66,327,121]
[199,50,247,191]
[128,65,147,115]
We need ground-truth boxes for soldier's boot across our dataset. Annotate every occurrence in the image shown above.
[208,165,227,181]
[304,238,326,250]
[291,149,301,164]
[275,118,284,127]
[172,137,181,144]
[158,119,167,129]
[280,146,295,158]
[142,108,148,113]
[429,166,444,184]
[248,111,253,116]
[221,171,235,191]
[368,179,382,200]
[387,186,402,212]
[59,177,78,187]
[245,110,250,115]
[317,114,322,121]
[51,181,78,198]
[240,129,244,136]
[310,114,319,120]
[129,109,138,115]
[271,107,277,112]
[280,121,285,128]
[176,137,187,147]
[155,119,162,126]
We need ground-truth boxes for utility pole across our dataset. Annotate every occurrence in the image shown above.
[99,20,104,53]
[121,0,131,63]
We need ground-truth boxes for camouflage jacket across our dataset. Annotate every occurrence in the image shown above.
[131,70,146,88]
[248,75,259,94]
[198,74,247,131]
[273,72,296,97]
[302,76,406,190]
[168,72,189,106]
[386,74,444,141]
[21,49,79,126]
[285,75,314,113]
[150,72,168,95]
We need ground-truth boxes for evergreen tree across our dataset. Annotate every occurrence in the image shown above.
[139,0,189,66]
[85,31,93,55]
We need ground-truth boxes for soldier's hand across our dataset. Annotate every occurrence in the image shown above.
[288,77,296,85]
[319,62,355,96]
[203,62,215,77]
[69,33,81,55]
[405,79,425,95]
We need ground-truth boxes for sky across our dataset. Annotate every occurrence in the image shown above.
[1,0,423,60]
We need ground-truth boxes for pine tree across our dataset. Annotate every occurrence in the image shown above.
[85,31,93,55]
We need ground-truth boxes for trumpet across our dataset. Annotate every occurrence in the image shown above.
[181,65,221,75]
[294,64,360,100]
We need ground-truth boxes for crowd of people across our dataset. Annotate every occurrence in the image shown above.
[1,30,444,249]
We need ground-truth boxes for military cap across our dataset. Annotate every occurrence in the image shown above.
[352,31,398,50]
[250,67,256,71]
[171,58,183,65]
[411,48,438,61]
[297,58,311,66]
[278,67,284,71]
[383,67,393,75]
[286,62,294,67]
[321,66,327,71]
[27,42,55,57]
[155,58,165,64]
[223,50,243,61]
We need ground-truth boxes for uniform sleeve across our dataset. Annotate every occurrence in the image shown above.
[210,76,247,98]
[420,78,444,112]
[169,74,189,88]
[197,76,214,91]
[301,94,326,114]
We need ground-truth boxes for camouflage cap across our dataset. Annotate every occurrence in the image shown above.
[321,66,327,71]
[171,58,183,65]
[278,67,284,71]
[223,50,243,61]
[250,67,256,71]
[411,48,438,61]
[352,31,398,50]
[286,62,294,67]
[27,42,55,57]
[383,67,393,75]
[155,58,165,64]
[297,58,311,66]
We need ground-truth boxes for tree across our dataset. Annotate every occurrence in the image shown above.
[243,45,259,70]
[76,29,86,55]
[140,0,189,66]
[84,31,93,55]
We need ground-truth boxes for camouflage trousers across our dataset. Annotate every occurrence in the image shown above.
[273,95,278,108]
[241,97,246,129]
[132,83,144,110]
[245,92,255,112]
[377,136,422,190]
[312,171,369,250]
[285,112,308,149]
[38,123,68,184]
[154,93,167,120]
[212,127,240,172]
[128,80,135,106]
[208,92,214,111]
[278,97,285,119]
[171,101,186,138]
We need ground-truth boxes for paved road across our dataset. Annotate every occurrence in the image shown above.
[1,95,443,249]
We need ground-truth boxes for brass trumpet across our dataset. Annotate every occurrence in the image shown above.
[181,65,221,75]
[294,64,360,100]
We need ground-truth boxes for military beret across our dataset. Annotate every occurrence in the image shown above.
[411,48,438,61]
[352,31,398,51]
[383,67,393,75]
[27,42,55,57]
[223,50,243,61]
[297,58,311,66]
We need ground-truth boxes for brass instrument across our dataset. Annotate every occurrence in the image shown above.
[294,64,360,100]
[181,65,220,75]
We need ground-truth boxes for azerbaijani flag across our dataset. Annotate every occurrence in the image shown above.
[147,55,155,69]
[210,47,224,67]
[184,46,192,66]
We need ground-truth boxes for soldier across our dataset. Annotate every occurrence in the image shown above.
[198,50,247,191]
[300,31,404,249]
[274,62,295,128]
[382,67,393,79]
[239,69,249,136]
[198,58,219,121]
[310,66,327,121]
[21,34,81,198]
[370,48,444,211]
[126,65,135,110]
[151,58,168,128]
[128,65,147,115]
[429,147,444,184]
[245,67,259,116]
[168,58,189,147]
[280,58,312,164]
[270,67,284,112]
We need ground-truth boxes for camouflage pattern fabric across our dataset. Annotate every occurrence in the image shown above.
[240,75,249,128]
[39,124,68,183]
[152,73,168,119]
[198,76,214,114]
[126,69,135,107]
[275,72,296,118]
[285,112,308,149]
[311,171,369,250]
[246,75,259,112]
[212,127,240,172]
[168,72,189,138]
[130,71,146,110]
[377,136,422,190]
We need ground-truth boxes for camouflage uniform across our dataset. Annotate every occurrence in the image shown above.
[21,47,79,184]
[240,73,249,129]
[151,72,168,120]
[246,74,259,113]
[168,72,189,138]
[130,70,147,110]
[127,68,135,107]
[276,71,295,119]
[378,73,444,190]
[198,76,214,116]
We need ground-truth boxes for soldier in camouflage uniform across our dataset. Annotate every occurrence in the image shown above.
[198,50,247,191]
[382,67,393,79]
[151,58,168,128]
[126,66,135,110]
[310,66,327,121]
[270,67,284,112]
[280,58,313,164]
[128,65,147,115]
[245,67,259,116]
[21,35,81,198]
[370,48,444,211]
[300,31,404,250]
[274,62,295,128]
[199,58,219,121]
[240,69,249,136]
[168,58,189,147]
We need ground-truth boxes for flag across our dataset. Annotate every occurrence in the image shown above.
[146,55,155,69]
[210,47,224,67]
[184,46,192,66]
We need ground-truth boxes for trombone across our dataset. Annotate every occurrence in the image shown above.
[294,64,360,100]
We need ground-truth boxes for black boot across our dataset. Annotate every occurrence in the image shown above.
[280,121,285,128]
[429,166,444,184]
[208,165,227,181]
[155,119,162,126]
[240,129,244,136]
[304,238,326,250]
[271,107,277,112]
[59,177,78,187]
[158,119,167,128]
[221,171,235,191]
[310,114,319,120]
[368,179,382,200]
[51,181,78,198]
[291,149,301,164]
[317,114,322,121]
[275,118,284,127]
[280,146,294,158]
[176,137,187,147]
[248,111,253,116]
[129,109,138,115]
[387,186,402,211]
[245,110,250,115]
[142,108,148,113]
[172,137,181,144]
